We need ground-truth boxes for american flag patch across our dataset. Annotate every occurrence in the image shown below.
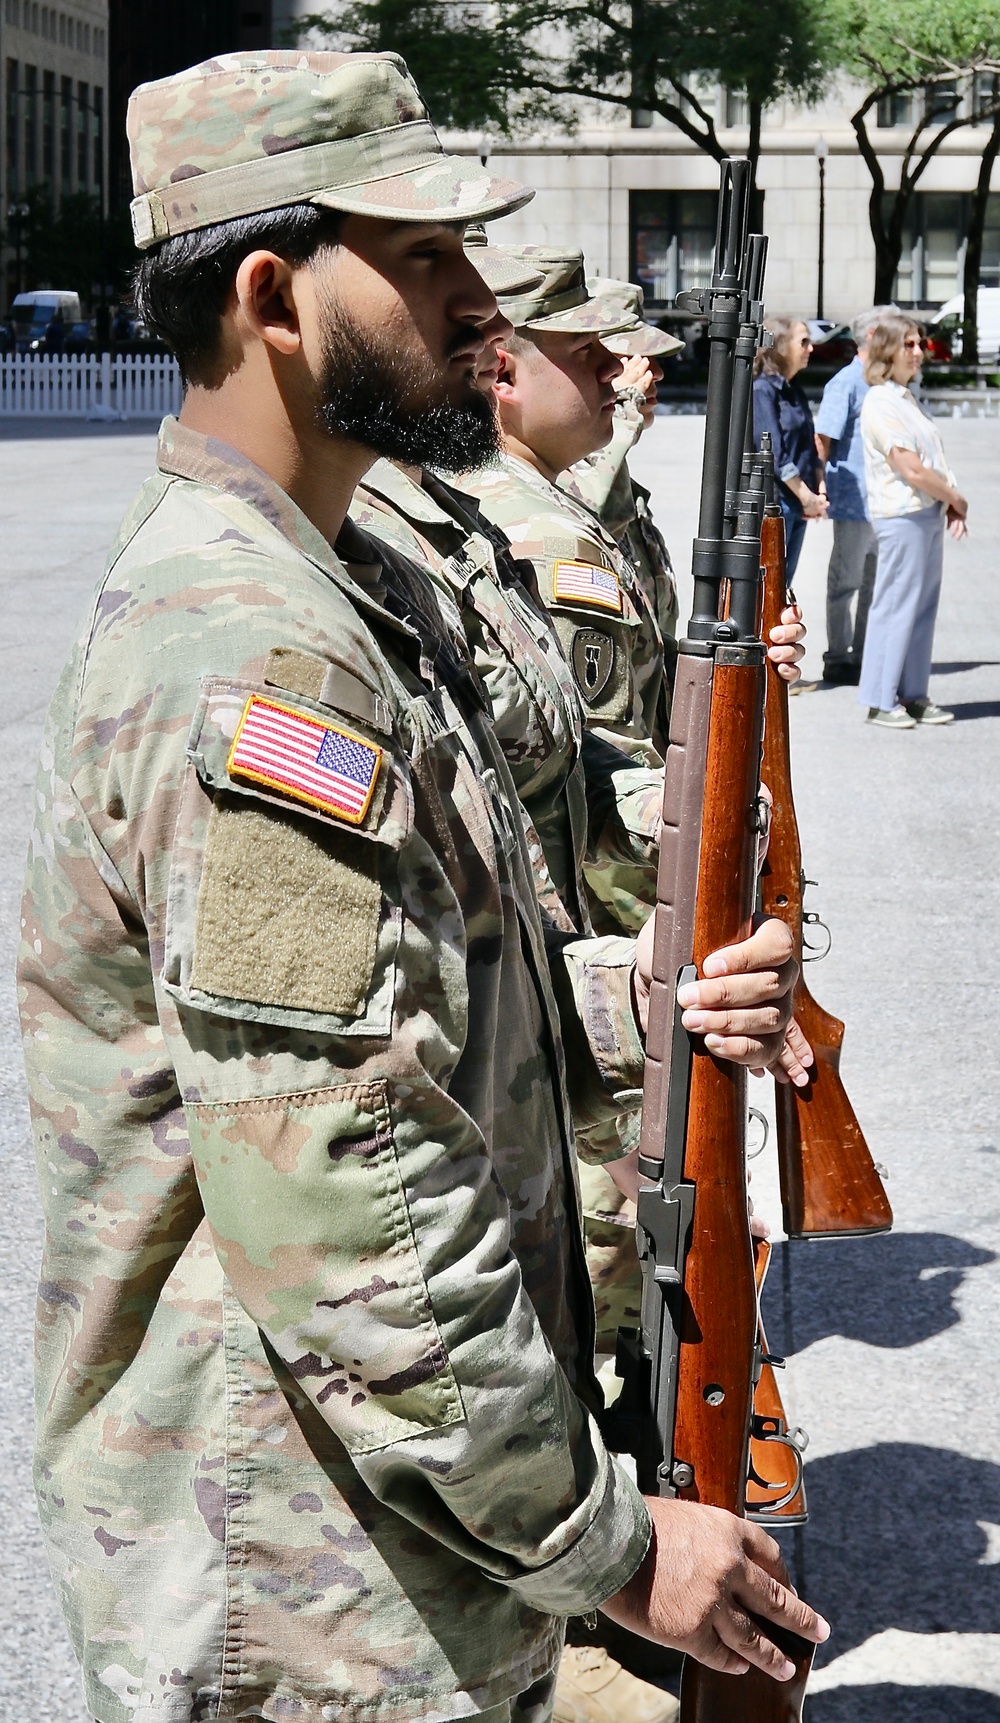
[552,560,623,614]
[227,696,382,826]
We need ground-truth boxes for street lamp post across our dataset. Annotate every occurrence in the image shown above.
[814,134,829,320]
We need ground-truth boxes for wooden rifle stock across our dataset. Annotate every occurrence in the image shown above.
[620,160,814,1722]
[758,508,893,1238]
[747,1241,807,1525]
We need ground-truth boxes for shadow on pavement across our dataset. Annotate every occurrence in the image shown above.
[810,1687,1000,1721]
[949,700,1000,722]
[931,660,1000,675]
[763,1233,996,1354]
[804,1444,1000,1663]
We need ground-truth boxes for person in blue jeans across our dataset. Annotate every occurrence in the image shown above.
[752,316,828,579]
[814,305,898,684]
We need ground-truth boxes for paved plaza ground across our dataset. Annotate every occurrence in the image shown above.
[1,412,998,1721]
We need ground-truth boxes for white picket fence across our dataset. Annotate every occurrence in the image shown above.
[0,352,182,419]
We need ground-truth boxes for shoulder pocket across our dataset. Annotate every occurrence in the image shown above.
[163,678,413,1037]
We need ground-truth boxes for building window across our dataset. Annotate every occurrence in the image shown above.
[58,11,65,43]
[891,191,1000,304]
[76,78,88,186]
[23,62,37,184]
[631,190,719,304]
[60,71,71,186]
[92,84,102,194]
[877,91,914,128]
[973,72,1000,120]
[925,79,961,124]
[6,59,18,193]
[724,87,749,128]
[42,65,54,181]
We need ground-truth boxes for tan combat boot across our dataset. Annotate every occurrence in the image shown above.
[553,1645,680,1723]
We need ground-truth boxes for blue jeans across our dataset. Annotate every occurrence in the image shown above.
[858,506,945,711]
[780,500,807,580]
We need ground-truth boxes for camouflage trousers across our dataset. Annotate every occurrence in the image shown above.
[481,1661,561,1723]
[579,1161,642,1357]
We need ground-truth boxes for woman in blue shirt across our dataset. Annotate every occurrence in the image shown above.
[753,317,828,577]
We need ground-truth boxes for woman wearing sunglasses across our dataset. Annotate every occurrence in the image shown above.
[752,315,829,578]
[858,315,969,728]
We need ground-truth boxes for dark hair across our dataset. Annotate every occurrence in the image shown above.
[133,202,345,387]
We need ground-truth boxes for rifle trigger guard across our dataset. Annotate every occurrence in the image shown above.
[746,1107,769,1160]
[802,911,832,962]
[747,1415,807,1515]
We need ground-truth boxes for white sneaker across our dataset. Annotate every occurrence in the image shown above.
[904,698,955,725]
[867,705,916,729]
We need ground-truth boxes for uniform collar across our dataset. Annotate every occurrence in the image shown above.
[500,450,619,550]
[155,417,418,640]
[362,458,460,533]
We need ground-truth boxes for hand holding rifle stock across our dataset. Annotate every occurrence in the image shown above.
[606,160,830,1717]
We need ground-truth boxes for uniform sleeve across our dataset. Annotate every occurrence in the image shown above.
[73,572,651,1619]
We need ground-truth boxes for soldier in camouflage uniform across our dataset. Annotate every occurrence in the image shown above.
[453,254,811,1345]
[17,47,827,1723]
[458,253,667,774]
[562,280,684,702]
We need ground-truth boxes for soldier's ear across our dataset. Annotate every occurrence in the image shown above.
[233,250,302,357]
[494,346,516,397]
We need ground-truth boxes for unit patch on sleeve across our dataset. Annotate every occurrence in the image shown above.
[552,559,623,614]
[571,628,616,704]
[227,695,382,825]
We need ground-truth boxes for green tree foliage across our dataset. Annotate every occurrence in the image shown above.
[292,0,837,184]
[830,0,1000,306]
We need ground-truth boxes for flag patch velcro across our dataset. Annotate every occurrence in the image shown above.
[552,560,623,613]
[227,695,382,826]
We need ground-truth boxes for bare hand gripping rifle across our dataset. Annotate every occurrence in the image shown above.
[757,484,893,1239]
[607,161,813,1720]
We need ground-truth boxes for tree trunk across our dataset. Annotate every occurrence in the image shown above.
[961,117,1000,364]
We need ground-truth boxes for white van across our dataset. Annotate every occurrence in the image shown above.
[930,288,1000,363]
[10,290,82,350]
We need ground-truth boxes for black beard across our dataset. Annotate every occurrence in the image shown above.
[316,305,501,472]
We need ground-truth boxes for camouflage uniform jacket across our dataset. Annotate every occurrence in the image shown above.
[350,461,591,933]
[562,400,680,742]
[458,455,666,770]
[351,465,664,945]
[18,421,653,1723]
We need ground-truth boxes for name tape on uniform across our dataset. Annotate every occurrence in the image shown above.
[227,695,382,825]
[552,560,623,615]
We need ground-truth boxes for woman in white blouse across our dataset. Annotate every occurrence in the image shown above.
[858,314,968,728]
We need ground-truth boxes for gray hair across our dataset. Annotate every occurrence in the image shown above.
[852,304,900,348]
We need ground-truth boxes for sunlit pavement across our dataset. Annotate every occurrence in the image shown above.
[2,414,999,1720]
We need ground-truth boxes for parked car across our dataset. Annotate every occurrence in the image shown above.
[10,290,82,353]
[930,288,1000,363]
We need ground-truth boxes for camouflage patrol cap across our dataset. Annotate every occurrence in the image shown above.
[128,51,533,250]
[464,225,544,295]
[589,279,685,357]
[495,247,634,337]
